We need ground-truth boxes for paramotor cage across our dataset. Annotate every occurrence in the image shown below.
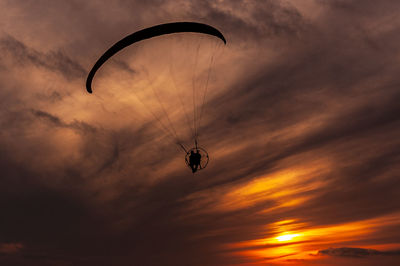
[185,147,209,171]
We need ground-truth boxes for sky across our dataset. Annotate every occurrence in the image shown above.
[1,0,400,265]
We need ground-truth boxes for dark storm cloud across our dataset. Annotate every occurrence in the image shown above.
[0,35,85,80]
[318,247,400,257]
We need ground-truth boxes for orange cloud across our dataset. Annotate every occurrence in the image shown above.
[225,212,400,264]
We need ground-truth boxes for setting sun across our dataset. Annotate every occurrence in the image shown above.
[276,233,300,242]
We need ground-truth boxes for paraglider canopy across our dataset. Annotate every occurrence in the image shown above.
[86,22,226,94]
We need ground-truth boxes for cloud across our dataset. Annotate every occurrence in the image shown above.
[185,0,305,42]
[318,247,400,258]
[1,0,400,265]
[0,35,86,80]
[31,109,97,134]
[0,243,23,254]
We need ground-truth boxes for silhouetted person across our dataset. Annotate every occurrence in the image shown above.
[189,150,201,173]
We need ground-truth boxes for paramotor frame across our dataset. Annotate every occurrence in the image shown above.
[185,147,209,171]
